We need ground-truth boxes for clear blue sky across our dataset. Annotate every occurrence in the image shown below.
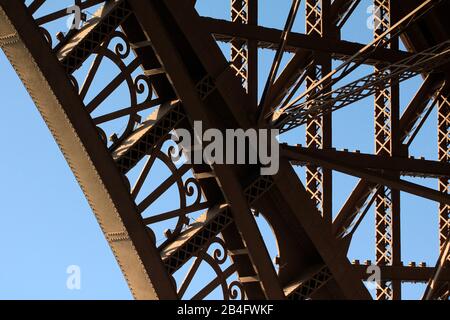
[0,0,440,299]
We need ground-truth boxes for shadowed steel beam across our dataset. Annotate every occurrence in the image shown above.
[423,237,450,299]
[111,101,186,174]
[258,0,301,123]
[160,204,233,275]
[2,0,448,302]
[33,0,106,26]
[333,0,360,28]
[401,75,445,143]
[28,0,45,15]
[272,159,372,299]
[352,264,450,283]
[285,266,332,300]
[281,145,450,206]
[289,147,450,178]
[259,0,400,113]
[203,17,411,64]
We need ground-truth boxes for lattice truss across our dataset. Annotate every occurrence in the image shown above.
[439,93,450,251]
[373,0,396,300]
[304,0,332,222]
[0,0,449,300]
[230,0,249,89]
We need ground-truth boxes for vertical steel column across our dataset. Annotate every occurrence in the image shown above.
[231,0,258,108]
[438,89,450,252]
[305,0,332,224]
[437,86,449,299]
[373,0,401,300]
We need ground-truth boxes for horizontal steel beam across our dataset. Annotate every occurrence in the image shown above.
[352,264,450,283]
[285,266,333,300]
[289,146,450,178]
[202,17,412,65]
[282,145,450,206]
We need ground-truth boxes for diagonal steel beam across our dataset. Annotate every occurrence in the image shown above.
[115,5,270,299]
[160,204,233,275]
[279,0,442,117]
[285,265,332,300]
[258,0,301,123]
[274,40,450,131]
[260,0,351,112]
[55,0,132,74]
[127,0,285,299]
[266,0,444,129]
[423,237,450,299]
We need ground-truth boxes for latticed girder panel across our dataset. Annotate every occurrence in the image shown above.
[304,0,332,222]
[373,0,398,301]
[230,0,249,88]
[438,90,450,253]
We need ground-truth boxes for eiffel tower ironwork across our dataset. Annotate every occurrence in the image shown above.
[0,0,449,300]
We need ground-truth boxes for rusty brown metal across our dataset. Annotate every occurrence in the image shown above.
[0,0,449,300]
[304,0,333,226]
